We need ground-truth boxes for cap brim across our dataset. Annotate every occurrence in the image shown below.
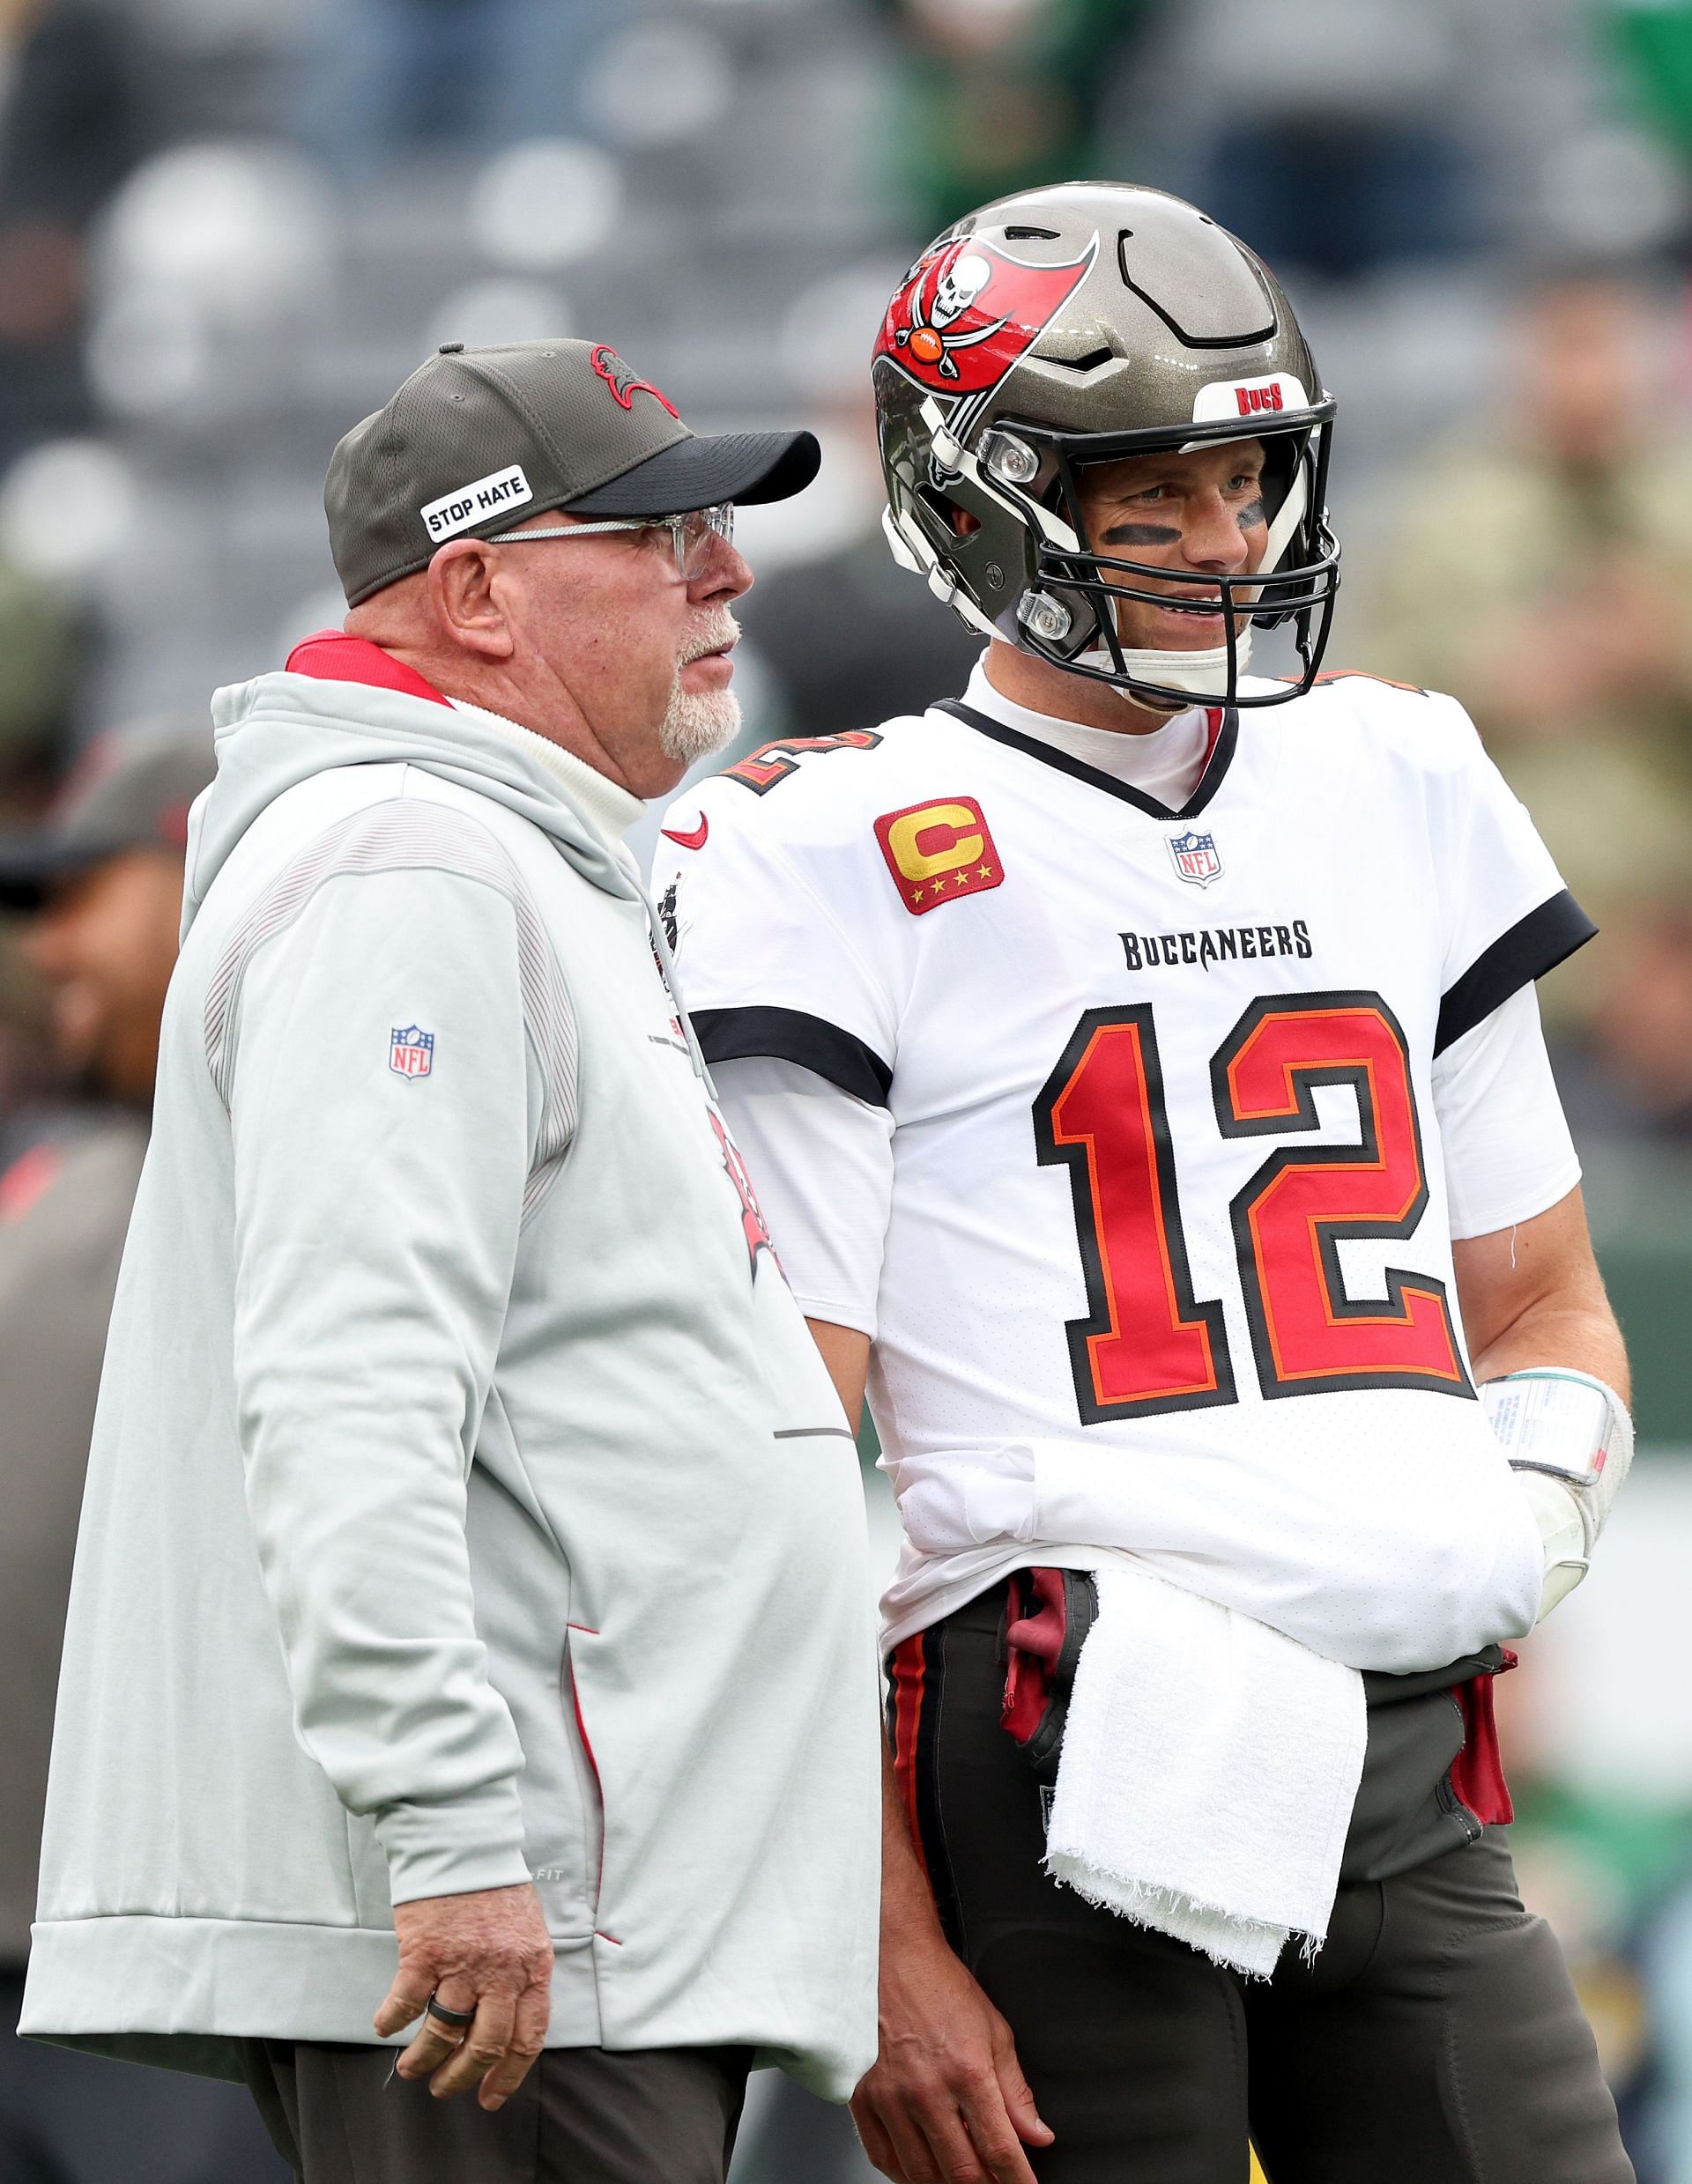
[566,429,820,517]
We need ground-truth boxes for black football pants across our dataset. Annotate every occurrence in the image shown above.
[898,1586,1633,2184]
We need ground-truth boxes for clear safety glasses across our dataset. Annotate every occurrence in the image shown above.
[486,502,734,582]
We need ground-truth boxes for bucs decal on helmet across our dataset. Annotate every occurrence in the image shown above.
[590,344,681,418]
[875,233,1099,402]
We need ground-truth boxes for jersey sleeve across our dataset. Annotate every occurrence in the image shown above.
[711,1055,894,1337]
[656,797,901,1108]
[1432,983,1581,1240]
[1431,700,1596,1055]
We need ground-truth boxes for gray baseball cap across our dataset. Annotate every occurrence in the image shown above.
[326,337,821,606]
[0,722,214,911]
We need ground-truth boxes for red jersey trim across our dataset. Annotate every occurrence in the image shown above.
[284,631,452,708]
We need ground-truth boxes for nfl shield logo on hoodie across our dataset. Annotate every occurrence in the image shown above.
[390,1024,434,1078]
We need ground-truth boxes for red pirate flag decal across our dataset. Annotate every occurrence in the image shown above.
[875,232,1098,398]
[590,344,681,418]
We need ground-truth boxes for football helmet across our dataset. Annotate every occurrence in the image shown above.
[872,181,1340,708]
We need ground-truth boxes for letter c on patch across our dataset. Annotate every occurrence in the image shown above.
[884,803,984,881]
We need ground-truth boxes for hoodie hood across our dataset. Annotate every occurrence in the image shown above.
[187,633,641,939]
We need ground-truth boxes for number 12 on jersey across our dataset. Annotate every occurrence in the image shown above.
[1033,992,1471,1424]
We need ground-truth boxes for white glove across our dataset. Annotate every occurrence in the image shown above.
[1482,1369,1633,1621]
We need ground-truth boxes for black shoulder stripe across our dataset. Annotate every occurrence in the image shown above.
[1435,890,1597,1055]
[692,1005,893,1107]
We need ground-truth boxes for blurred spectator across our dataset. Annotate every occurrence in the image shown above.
[1555,905,1692,1146]
[1611,0,1692,167]
[1120,0,1481,278]
[872,0,1162,236]
[299,0,627,176]
[0,724,290,2184]
[1356,269,1692,1033]
[0,549,81,826]
[738,393,983,739]
[0,0,146,461]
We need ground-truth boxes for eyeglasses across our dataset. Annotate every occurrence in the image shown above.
[486,503,734,582]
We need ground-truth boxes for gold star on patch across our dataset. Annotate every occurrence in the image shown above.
[978,863,994,880]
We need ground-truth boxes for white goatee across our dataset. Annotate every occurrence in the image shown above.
[659,611,743,766]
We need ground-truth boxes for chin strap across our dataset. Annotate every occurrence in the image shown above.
[1481,1369,1634,1621]
[1077,627,1255,701]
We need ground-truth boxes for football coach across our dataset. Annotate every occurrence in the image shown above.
[20,339,880,2184]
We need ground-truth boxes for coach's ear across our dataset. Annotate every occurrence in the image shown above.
[427,536,516,663]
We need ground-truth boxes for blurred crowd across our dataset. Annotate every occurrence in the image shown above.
[6,1,1692,2179]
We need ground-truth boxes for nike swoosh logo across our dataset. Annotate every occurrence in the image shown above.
[661,816,709,851]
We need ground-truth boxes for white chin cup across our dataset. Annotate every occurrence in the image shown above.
[1076,626,1253,700]
[1481,1369,1634,1622]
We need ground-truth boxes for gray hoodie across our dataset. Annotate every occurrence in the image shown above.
[21,636,880,2098]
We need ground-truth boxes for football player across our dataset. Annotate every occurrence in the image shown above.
[655,183,1635,2183]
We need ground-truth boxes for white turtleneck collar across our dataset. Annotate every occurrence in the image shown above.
[961,648,1214,811]
[447,696,646,850]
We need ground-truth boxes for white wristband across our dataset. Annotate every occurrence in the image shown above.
[1481,1369,1633,1621]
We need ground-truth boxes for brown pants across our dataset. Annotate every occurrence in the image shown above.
[242,2039,751,2184]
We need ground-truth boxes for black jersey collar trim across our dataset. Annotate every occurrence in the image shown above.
[692,1004,893,1107]
[934,697,1239,822]
[1435,890,1597,1055]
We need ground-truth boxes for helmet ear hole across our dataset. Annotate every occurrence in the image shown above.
[916,483,982,539]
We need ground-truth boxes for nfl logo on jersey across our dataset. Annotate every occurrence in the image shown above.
[1168,829,1222,888]
[390,1024,434,1078]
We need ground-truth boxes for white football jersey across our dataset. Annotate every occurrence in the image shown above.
[655,669,1594,1673]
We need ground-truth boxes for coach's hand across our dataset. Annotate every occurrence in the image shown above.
[852,1916,1052,2184]
[375,1881,554,2110]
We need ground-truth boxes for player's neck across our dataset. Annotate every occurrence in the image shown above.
[983,640,1185,737]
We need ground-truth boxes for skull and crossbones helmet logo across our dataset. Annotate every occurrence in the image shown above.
[894,248,1008,380]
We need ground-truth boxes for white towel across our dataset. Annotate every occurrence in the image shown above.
[1043,1568,1367,1980]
